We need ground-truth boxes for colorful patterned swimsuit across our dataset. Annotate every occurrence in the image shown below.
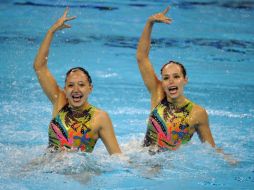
[144,98,195,151]
[48,104,97,152]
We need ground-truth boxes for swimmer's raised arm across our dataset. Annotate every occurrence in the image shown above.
[136,7,172,108]
[33,7,76,105]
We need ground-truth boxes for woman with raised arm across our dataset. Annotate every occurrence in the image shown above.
[136,7,216,152]
[33,8,121,155]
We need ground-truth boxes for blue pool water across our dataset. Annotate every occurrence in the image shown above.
[0,0,254,189]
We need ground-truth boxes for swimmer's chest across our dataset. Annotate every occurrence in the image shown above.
[56,106,99,139]
[154,101,196,134]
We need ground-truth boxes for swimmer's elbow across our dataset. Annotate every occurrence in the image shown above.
[33,61,39,71]
[136,52,142,63]
[33,59,41,71]
[136,52,147,64]
[33,59,47,73]
[33,52,49,71]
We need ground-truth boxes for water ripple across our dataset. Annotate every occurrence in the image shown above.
[14,1,118,11]
[173,1,254,10]
[1,34,253,55]
[208,109,253,118]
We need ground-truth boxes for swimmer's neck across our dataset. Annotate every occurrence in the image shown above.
[68,102,90,112]
[166,96,187,107]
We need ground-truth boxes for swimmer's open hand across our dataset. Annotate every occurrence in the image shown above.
[216,147,239,166]
[50,7,77,33]
[223,154,239,166]
[148,6,172,24]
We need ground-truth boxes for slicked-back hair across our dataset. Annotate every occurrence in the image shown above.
[160,60,187,78]
[65,67,92,84]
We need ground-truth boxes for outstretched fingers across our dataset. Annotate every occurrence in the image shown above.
[63,7,69,18]
[161,6,172,24]
[63,16,77,28]
[62,7,77,21]
[61,7,77,29]
[63,24,71,28]
[164,17,172,24]
[149,6,172,24]
[66,16,77,21]
[162,6,170,15]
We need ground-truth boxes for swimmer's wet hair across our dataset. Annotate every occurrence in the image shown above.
[160,60,187,78]
[65,67,92,84]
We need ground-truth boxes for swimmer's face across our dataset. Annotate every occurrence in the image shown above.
[64,70,93,108]
[161,63,188,100]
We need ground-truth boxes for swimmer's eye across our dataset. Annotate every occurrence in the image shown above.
[173,75,180,79]
[78,82,85,87]
[162,76,169,80]
[67,84,74,87]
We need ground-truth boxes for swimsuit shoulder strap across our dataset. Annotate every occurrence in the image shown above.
[181,99,195,112]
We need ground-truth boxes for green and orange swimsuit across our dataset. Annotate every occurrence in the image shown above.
[48,104,97,152]
[144,98,195,151]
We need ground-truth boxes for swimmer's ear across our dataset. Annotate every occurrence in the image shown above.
[184,76,188,85]
[89,84,93,92]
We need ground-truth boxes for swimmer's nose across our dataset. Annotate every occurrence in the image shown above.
[168,78,174,84]
[73,84,79,92]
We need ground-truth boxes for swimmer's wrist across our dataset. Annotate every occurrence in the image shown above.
[147,16,155,24]
[215,147,223,153]
[47,28,56,35]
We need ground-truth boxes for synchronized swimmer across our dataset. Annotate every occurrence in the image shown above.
[136,7,215,151]
[33,8,121,155]
[33,7,236,164]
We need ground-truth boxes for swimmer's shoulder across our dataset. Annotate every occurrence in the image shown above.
[52,90,67,117]
[186,99,206,112]
[193,103,207,115]
[92,106,111,121]
[90,106,113,132]
[188,100,208,124]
